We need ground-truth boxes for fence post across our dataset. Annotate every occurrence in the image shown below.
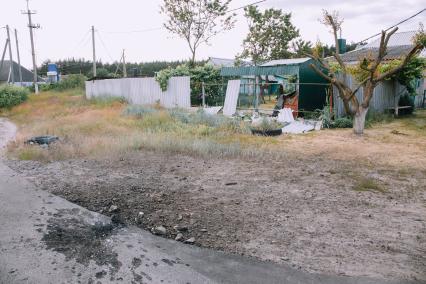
[255,76,259,112]
[202,82,206,108]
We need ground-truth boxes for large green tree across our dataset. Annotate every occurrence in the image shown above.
[237,6,299,65]
[161,0,235,65]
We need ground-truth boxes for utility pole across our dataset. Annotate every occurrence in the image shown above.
[0,39,9,74]
[92,26,97,77]
[14,29,23,85]
[122,49,127,78]
[5,25,15,84]
[22,0,40,93]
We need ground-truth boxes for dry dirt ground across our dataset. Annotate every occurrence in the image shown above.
[6,148,426,282]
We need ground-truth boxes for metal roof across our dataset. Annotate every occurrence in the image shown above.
[261,58,310,66]
[363,31,416,48]
[220,58,313,76]
[341,31,425,63]
[339,45,417,63]
[0,60,42,83]
[220,65,300,77]
[207,57,251,67]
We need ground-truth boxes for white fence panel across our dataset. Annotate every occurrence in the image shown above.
[85,76,191,109]
[223,80,241,117]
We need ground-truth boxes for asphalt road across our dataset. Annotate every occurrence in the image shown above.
[0,118,422,284]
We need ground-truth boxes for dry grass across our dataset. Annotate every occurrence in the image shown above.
[2,89,426,172]
[2,90,282,162]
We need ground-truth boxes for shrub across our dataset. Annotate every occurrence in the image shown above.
[331,117,353,128]
[0,85,29,109]
[156,64,223,105]
[123,105,156,117]
[56,74,87,91]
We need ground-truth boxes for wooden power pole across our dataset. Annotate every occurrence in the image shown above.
[14,29,23,85]
[122,49,127,78]
[5,25,15,84]
[92,26,97,77]
[22,0,40,93]
[0,39,9,74]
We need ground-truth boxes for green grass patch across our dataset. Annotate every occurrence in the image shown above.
[353,177,387,193]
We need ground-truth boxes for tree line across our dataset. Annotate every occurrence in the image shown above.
[38,59,187,78]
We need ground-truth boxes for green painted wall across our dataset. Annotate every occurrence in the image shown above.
[298,61,329,112]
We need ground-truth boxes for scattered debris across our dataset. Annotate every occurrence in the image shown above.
[108,205,119,213]
[174,225,188,232]
[153,226,167,235]
[391,130,408,136]
[184,237,195,244]
[203,107,222,115]
[26,136,59,146]
[175,233,183,241]
[223,80,241,117]
[277,108,295,123]
[282,121,315,134]
[225,182,238,186]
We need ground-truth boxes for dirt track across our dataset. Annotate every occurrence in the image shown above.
[6,151,426,281]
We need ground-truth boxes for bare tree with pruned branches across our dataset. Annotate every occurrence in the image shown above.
[308,10,425,135]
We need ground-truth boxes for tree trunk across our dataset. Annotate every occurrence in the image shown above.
[353,106,368,135]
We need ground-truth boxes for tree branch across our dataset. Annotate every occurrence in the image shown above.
[375,44,423,82]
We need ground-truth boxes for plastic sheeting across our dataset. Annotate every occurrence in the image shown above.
[277,108,295,123]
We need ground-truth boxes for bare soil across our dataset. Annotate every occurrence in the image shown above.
[6,150,426,281]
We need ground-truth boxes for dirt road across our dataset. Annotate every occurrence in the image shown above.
[6,149,426,282]
[3,118,411,284]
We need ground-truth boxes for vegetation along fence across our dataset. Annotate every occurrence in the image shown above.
[85,76,191,109]
[333,75,426,117]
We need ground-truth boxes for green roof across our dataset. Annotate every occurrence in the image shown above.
[220,65,300,77]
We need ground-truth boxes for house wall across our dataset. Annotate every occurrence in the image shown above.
[85,77,191,109]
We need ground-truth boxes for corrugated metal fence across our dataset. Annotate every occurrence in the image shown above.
[85,76,191,109]
[333,75,425,117]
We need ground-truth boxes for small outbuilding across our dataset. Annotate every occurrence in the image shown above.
[220,58,329,115]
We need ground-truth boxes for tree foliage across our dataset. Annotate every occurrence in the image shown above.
[161,0,235,65]
[308,10,425,134]
[156,64,222,105]
[38,58,188,78]
[237,6,300,65]
[0,85,29,109]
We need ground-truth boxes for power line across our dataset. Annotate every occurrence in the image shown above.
[101,27,163,34]
[228,0,267,13]
[96,31,118,62]
[358,8,425,44]
[98,1,268,34]
[66,29,91,56]
[96,30,123,72]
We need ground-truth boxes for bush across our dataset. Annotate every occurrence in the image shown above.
[56,74,87,91]
[156,64,223,106]
[331,117,353,128]
[0,85,29,109]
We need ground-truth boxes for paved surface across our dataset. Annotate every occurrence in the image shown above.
[0,118,422,284]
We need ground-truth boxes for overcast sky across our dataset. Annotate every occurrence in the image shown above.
[0,0,424,70]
